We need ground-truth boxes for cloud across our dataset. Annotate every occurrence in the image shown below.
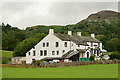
[2,2,118,29]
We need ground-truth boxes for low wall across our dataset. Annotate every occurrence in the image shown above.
[39,60,120,68]
[2,59,120,68]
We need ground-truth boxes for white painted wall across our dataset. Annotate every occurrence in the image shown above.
[26,29,103,64]
[26,33,76,64]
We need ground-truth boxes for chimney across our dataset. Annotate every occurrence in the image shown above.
[91,33,95,38]
[49,29,54,34]
[77,32,81,36]
[68,31,72,35]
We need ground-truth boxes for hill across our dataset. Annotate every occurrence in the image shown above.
[1,10,120,56]
[25,10,120,44]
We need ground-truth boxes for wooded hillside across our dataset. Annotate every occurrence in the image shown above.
[1,10,120,56]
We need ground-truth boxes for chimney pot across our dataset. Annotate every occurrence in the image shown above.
[68,31,72,35]
[77,32,81,36]
[49,29,54,34]
[91,33,95,38]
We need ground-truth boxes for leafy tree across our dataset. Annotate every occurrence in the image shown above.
[13,33,46,57]
[105,38,120,52]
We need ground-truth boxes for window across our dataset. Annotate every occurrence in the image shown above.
[46,42,49,47]
[52,51,55,55]
[91,42,93,47]
[43,43,45,47]
[28,52,30,55]
[56,42,59,47]
[40,50,43,56]
[64,42,67,47]
[14,59,16,62]
[57,51,59,55]
[87,52,89,58]
[17,59,19,61]
[44,50,47,56]
[33,51,35,56]
[94,49,96,54]
[98,43,100,47]
[63,50,65,53]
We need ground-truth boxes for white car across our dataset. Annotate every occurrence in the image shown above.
[95,56,100,60]
[102,55,110,60]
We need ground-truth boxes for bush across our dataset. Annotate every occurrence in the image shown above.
[2,57,11,64]
[109,53,120,60]
[90,55,95,61]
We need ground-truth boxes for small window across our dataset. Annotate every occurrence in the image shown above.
[46,42,49,47]
[28,52,30,55]
[63,50,65,53]
[98,43,100,47]
[43,43,45,47]
[52,51,55,55]
[57,51,59,55]
[33,51,35,56]
[33,47,35,49]
[87,52,89,58]
[64,42,67,47]
[56,42,59,47]
[17,59,19,61]
[40,50,43,56]
[91,42,93,47]
[44,50,47,56]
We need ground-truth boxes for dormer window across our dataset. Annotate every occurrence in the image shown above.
[43,43,45,47]
[56,42,59,47]
[64,42,67,47]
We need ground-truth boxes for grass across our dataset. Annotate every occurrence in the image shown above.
[2,64,118,78]
[0,50,13,58]
[0,50,13,64]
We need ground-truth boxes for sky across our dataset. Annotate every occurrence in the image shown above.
[1,0,119,29]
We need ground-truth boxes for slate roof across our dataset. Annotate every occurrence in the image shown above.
[54,33,101,45]
[61,49,87,59]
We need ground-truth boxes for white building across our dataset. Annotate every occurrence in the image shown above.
[26,29,102,64]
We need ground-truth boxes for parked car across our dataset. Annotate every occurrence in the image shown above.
[102,55,110,60]
[95,56,100,60]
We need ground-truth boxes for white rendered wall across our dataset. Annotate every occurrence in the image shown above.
[26,34,75,64]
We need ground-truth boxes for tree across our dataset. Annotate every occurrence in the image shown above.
[13,33,46,57]
[2,30,26,50]
[105,38,120,52]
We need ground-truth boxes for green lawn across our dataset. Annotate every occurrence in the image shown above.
[0,50,13,58]
[2,64,118,78]
[0,50,13,64]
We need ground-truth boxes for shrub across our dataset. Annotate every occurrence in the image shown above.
[109,53,120,60]
[90,55,95,61]
[2,57,11,64]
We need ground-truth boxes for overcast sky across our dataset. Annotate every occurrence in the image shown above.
[1,1,118,29]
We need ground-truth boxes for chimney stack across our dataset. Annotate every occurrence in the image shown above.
[49,29,54,34]
[68,31,72,35]
[91,33,95,38]
[77,32,81,36]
